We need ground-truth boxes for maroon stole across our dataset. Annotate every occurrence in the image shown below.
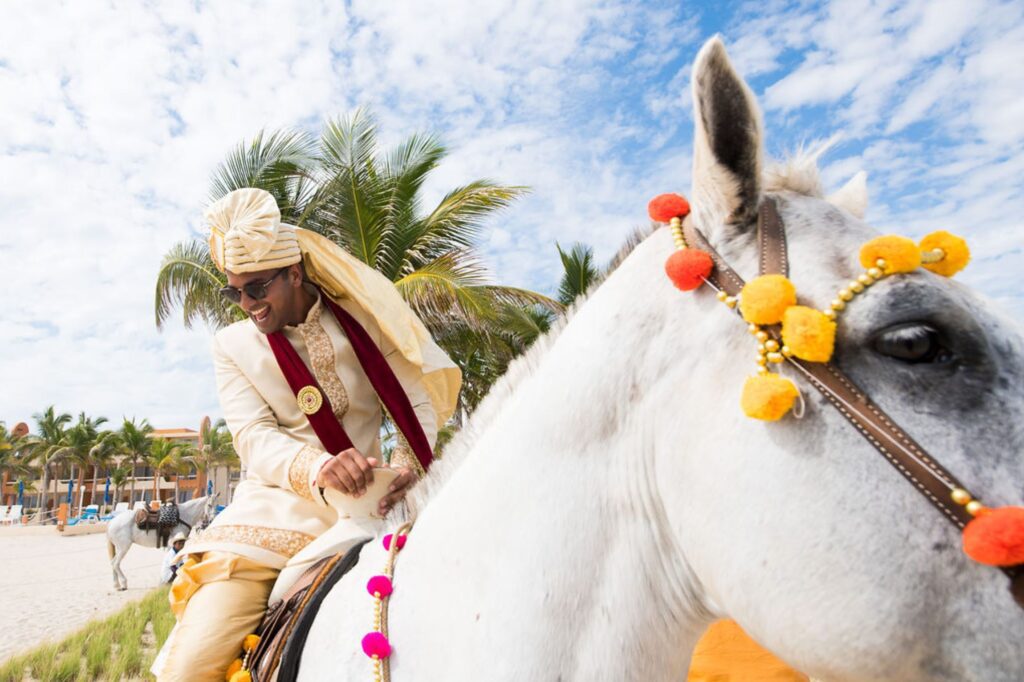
[266,291,433,472]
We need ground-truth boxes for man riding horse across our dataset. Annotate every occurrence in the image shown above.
[155,188,460,681]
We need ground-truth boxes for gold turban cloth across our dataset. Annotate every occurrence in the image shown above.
[206,188,461,427]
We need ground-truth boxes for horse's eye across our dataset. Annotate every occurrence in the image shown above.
[872,323,954,364]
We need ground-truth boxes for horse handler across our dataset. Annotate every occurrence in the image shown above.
[154,188,460,681]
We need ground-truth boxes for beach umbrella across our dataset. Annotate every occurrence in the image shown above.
[17,480,24,507]
[104,476,111,505]
[207,479,213,496]
[66,477,74,504]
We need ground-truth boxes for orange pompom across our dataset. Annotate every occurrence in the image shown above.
[242,634,260,652]
[781,306,836,362]
[648,193,691,222]
[225,659,243,681]
[229,671,252,682]
[739,275,797,325]
[962,506,1024,567]
[665,249,713,291]
[740,373,799,421]
[920,230,970,277]
[859,235,920,273]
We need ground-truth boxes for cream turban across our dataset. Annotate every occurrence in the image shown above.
[206,188,301,273]
[203,187,462,427]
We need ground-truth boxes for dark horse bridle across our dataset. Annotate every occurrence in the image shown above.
[681,198,1024,610]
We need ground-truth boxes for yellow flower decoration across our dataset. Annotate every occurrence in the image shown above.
[739,275,797,325]
[229,671,252,682]
[920,230,970,277]
[859,235,920,273]
[782,306,836,362]
[741,373,799,421]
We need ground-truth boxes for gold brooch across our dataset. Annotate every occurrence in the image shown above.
[296,386,323,415]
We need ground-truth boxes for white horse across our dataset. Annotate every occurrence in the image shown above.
[294,38,1023,681]
[106,495,216,590]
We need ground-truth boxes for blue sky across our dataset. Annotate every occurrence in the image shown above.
[1,0,1021,429]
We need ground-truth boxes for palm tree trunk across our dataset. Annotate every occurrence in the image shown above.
[174,475,180,504]
[128,458,136,506]
[76,465,86,517]
[38,465,50,525]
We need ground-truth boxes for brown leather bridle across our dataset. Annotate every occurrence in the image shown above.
[682,198,1024,610]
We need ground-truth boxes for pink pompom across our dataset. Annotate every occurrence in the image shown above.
[361,632,391,659]
[367,575,393,598]
[382,534,407,551]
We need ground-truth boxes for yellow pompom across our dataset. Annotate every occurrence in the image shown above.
[741,373,799,421]
[739,275,797,325]
[859,235,920,273]
[781,306,836,362]
[225,659,243,681]
[242,634,260,653]
[920,230,970,277]
[229,671,252,682]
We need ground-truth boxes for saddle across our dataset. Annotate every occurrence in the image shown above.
[248,539,369,682]
[134,504,179,548]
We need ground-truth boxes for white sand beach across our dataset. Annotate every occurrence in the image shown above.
[0,525,167,662]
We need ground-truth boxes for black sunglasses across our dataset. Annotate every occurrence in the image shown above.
[219,268,288,304]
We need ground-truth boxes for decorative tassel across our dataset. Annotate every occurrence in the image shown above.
[781,306,836,362]
[859,235,920,273]
[741,373,799,421]
[920,231,970,277]
[739,275,797,325]
[963,506,1024,566]
[665,249,713,291]
[648,193,691,222]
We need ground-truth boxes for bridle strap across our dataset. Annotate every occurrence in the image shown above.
[683,198,1024,608]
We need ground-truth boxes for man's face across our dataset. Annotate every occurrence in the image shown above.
[225,265,302,334]
[173,540,185,552]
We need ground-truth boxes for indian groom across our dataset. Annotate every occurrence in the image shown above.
[156,188,460,681]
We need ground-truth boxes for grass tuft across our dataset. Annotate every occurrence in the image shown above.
[0,587,172,682]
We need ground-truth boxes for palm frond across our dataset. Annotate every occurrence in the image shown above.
[393,252,500,330]
[556,242,600,307]
[208,129,317,220]
[413,182,528,262]
[155,239,243,330]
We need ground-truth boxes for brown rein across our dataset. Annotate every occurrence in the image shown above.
[682,199,1024,610]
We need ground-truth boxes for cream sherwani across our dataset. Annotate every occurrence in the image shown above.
[186,290,437,568]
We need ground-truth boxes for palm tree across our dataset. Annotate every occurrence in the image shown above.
[109,463,131,505]
[88,435,120,511]
[154,110,559,402]
[26,406,72,521]
[51,414,109,516]
[0,423,36,506]
[555,242,600,307]
[184,419,238,498]
[116,418,153,506]
[149,438,190,503]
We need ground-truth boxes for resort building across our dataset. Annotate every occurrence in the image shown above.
[1,426,239,513]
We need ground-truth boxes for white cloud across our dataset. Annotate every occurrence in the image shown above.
[1,0,1022,431]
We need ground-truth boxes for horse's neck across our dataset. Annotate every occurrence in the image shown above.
[178,499,206,523]
[394,232,711,677]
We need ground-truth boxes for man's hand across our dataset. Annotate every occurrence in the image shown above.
[316,448,377,497]
[378,467,417,516]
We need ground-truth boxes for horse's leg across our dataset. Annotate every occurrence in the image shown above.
[107,537,122,589]
[112,536,131,590]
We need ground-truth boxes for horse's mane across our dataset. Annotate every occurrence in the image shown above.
[763,137,837,198]
[405,143,836,513]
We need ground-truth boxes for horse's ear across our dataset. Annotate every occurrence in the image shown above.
[691,36,763,239]
[827,171,868,219]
